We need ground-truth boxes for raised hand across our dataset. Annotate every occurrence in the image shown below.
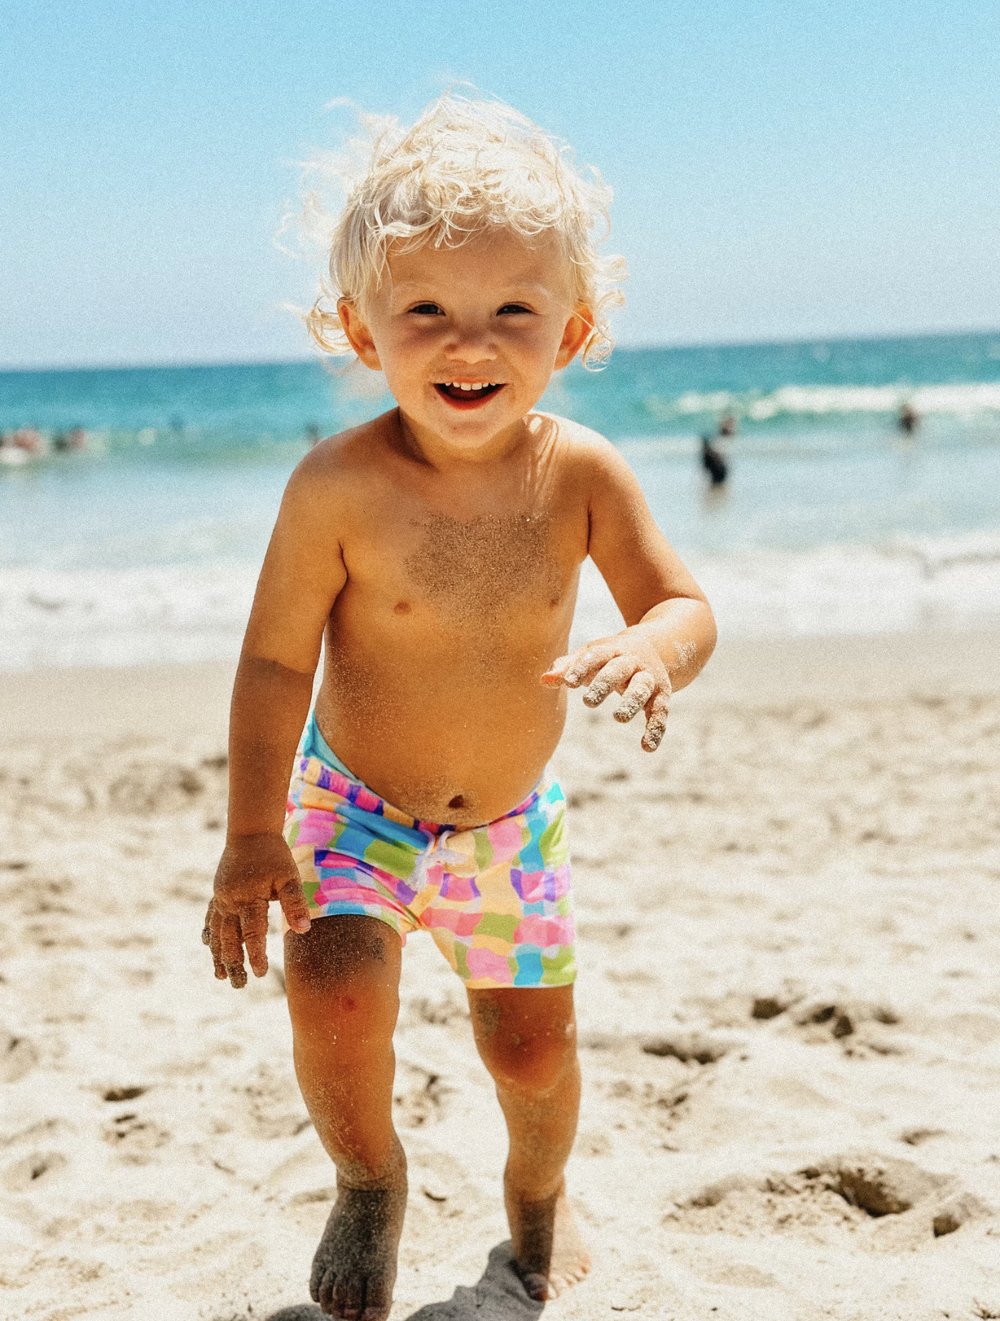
[542,632,673,751]
[202,834,311,988]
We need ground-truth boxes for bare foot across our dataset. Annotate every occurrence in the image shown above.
[310,1165,407,1320]
[506,1178,591,1301]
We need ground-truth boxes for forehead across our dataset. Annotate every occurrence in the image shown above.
[382,228,576,298]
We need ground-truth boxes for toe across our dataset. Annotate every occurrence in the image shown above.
[549,1254,590,1296]
[521,1270,555,1301]
[310,1259,327,1304]
[362,1277,390,1321]
[332,1272,363,1318]
[315,1267,337,1313]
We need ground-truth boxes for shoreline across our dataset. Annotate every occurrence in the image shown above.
[2,626,997,745]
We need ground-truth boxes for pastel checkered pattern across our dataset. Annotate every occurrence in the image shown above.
[284,742,575,989]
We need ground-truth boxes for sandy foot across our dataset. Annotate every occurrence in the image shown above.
[506,1179,591,1301]
[310,1171,407,1320]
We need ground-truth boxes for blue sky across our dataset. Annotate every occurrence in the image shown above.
[2,0,998,368]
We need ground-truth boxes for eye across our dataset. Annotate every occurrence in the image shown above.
[497,303,532,315]
[408,302,442,316]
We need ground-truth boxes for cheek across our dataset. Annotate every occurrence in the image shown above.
[512,322,566,361]
[390,325,443,362]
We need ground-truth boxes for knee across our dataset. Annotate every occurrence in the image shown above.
[285,918,400,1043]
[480,1021,578,1096]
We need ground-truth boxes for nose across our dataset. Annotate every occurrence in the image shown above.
[443,317,496,365]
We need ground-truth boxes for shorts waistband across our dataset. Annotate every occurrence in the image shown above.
[302,712,357,779]
[293,714,549,835]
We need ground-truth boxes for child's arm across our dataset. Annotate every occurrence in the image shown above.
[542,438,716,751]
[203,454,347,987]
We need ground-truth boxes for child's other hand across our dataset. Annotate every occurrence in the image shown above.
[542,633,672,751]
[202,834,311,988]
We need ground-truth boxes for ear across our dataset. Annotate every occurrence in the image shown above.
[337,298,382,371]
[554,305,593,370]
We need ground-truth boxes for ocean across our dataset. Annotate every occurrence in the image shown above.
[1,330,998,671]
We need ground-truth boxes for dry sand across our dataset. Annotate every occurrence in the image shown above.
[2,631,999,1320]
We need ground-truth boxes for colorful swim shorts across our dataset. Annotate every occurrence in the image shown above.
[284,717,576,988]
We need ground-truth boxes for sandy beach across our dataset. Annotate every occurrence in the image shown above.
[2,629,999,1321]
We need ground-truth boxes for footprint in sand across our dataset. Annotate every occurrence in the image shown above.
[409,1148,470,1218]
[3,1150,69,1191]
[640,1031,737,1065]
[101,1084,147,1102]
[107,760,213,813]
[698,1260,780,1290]
[232,1060,313,1140]
[394,1062,456,1129]
[103,1111,170,1161]
[0,1031,38,1082]
[749,989,903,1053]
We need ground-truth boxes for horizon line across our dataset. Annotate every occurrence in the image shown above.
[2,323,998,375]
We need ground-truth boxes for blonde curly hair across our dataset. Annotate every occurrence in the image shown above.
[300,94,626,369]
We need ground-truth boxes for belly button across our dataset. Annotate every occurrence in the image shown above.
[394,600,412,615]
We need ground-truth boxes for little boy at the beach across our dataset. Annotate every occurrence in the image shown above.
[203,95,716,1320]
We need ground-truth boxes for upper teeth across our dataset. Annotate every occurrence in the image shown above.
[444,381,495,390]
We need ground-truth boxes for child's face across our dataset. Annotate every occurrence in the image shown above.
[338,228,591,457]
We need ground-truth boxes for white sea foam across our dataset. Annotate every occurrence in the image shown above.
[645,381,1000,423]
[0,563,256,670]
[747,383,1000,421]
[4,533,998,672]
[571,531,1000,647]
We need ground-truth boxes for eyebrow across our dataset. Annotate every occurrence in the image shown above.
[389,279,556,299]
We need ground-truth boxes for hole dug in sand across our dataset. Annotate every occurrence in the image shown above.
[809,1154,943,1216]
[666,1151,989,1246]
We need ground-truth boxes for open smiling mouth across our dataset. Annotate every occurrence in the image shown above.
[434,381,505,405]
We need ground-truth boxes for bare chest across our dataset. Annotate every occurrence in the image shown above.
[399,509,567,618]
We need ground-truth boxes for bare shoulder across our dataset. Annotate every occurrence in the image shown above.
[283,410,396,512]
[535,411,609,453]
[534,411,636,490]
[293,410,395,481]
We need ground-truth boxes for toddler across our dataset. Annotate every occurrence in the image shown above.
[203,95,716,1321]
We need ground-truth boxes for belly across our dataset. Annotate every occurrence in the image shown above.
[314,622,570,824]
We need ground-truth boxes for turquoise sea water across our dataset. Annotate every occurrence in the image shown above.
[1,331,998,668]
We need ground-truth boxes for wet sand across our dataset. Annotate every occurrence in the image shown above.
[2,630,999,1320]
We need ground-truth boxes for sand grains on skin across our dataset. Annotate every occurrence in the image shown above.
[507,1180,591,1300]
[310,1171,408,1319]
